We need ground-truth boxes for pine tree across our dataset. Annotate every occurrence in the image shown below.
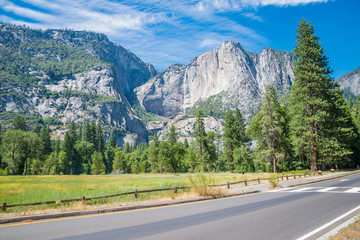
[40,124,52,156]
[91,151,105,175]
[62,132,74,174]
[108,132,116,148]
[260,85,284,173]
[320,88,359,169]
[168,124,177,145]
[289,19,335,172]
[96,124,105,153]
[184,138,189,148]
[12,115,27,131]
[194,110,206,157]
[112,147,124,173]
[233,109,246,148]
[223,110,235,171]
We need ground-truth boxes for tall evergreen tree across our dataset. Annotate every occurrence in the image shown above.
[194,110,206,157]
[289,19,335,172]
[260,85,284,173]
[12,115,27,131]
[96,124,105,153]
[40,124,52,156]
[233,109,246,148]
[108,132,116,148]
[223,110,235,171]
[168,124,177,145]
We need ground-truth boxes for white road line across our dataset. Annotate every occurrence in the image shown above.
[269,187,293,192]
[296,205,360,240]
[344,187,360,193]
[291,187,314,192]
[339,179,349,182]
[316,187,337,192]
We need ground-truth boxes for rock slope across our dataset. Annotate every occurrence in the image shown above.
[337,66,360,96]
[135,41,294,121]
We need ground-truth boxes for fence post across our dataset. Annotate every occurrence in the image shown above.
[2,203,6,212]
[227,182,230,189]
[134,189,138,198]
[304,173,306,178]
[286,175,289,180]
[294,174,296,179]
[281,176,284,180]
[244,180,247,187]
[174,186,177,193]
[258,177,260,184]
[81,196,86,203]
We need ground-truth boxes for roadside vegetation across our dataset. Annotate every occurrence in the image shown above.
[330,216,360,240]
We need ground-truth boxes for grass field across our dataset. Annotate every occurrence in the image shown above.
[0,172,273,215]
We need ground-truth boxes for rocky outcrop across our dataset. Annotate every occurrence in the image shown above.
[47,29,157,95]
[135,41,294,121]
[337,66,360,96]
[0,24,154,144]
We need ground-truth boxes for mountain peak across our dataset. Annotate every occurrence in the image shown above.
[218,40,243,51]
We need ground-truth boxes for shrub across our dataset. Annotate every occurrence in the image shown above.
[269,174,279,188]
[188,171,222,196]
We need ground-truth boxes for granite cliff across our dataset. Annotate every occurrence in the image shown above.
[135,41,294,121]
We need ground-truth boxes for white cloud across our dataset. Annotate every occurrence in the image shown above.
[242,12,264,22]
[0,0,330,70]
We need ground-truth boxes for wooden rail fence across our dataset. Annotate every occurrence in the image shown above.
[1,171,322,212]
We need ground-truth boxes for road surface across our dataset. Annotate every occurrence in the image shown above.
[1,172,360,240]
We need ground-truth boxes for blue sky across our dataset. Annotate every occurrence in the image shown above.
[0,0,359,78]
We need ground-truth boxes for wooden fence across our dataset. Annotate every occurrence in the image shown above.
[1,172,321,212]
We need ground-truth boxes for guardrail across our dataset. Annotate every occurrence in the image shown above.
[210,172,319,189]
[0,171,324,212]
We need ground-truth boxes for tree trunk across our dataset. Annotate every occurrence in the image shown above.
[272,141,277,173]
[310,122,318,172]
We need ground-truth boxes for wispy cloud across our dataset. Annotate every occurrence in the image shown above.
[242,12,264,22]
[0,0,329,70]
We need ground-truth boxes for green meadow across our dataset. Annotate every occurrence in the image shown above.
[0,173,274,214]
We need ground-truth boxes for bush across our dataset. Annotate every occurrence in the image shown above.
[269,174,279,188]
[0,167,8,176]
[188,171,222,196]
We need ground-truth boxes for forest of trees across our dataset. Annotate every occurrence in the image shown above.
[0,19,360,176]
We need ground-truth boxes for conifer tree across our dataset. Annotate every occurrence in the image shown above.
[289,19,335,172]
[91,151,105,175]
[96,124,105,154]
[112,147,124,173]
[168,124,177,145]
[12,115,27,131]
[233,109,246,148]
[32,122,41,135]
[40,124,52,156]
[108,132,116,148]
[194,110,206,157]
[260,85,284,173]
[223,110,235,170]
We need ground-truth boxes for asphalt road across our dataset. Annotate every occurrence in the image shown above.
[1,172,360,240]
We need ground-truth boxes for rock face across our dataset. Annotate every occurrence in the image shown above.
[0,24,155,144]
[337,66,360,96]
[135,41,294,120]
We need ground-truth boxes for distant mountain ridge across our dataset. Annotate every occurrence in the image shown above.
[0,23,156,144]
[337,66,360,100]
[135,41,294,121]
